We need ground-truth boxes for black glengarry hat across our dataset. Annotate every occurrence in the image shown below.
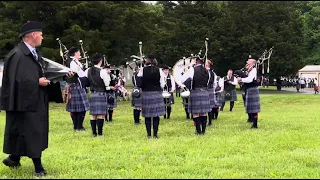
[162,64,169,70]
[20,21,43,37]
[68,47,80,56]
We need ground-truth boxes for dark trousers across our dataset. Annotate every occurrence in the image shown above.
[221,101,234,111]
[133,109,141,123]
[194,116,207,134]
[248,113,258,128]
[9,155,44,173]
[71,112,86,130]
[145,117,160,137]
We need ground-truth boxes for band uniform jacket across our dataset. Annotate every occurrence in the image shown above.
[1,41,49,158]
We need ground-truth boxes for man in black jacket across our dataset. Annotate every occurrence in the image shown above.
[1,21,72,177]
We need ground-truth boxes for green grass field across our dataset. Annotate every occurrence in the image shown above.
[0,88,320,179]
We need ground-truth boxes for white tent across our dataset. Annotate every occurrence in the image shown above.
[298,65,320,85]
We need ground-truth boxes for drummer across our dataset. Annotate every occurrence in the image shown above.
[176,57,211,135]
[162,65,175,119]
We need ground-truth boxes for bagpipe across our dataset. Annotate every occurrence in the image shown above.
[126,41,146,98]
[234,47,274,79]
[126,41,146,72]
[172,38,209,107]
[56,38,91,69]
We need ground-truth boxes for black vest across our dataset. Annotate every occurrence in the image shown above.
[141,66,161,91]
[192,65,209,89]
[166,74,172,90]
[224,76,236,91]
[207,69,215,89]
[88,67,105,92]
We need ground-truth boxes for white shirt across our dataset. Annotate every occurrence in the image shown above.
[23,41,36,57]
[218,78,224,89]
[241,68,257,83]
[70,57,87,77]
[137,65,166,89]
[178,64,210,87]
[86,65,112,90]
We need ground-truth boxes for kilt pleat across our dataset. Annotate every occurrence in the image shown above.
[188,90,211,114]
[245,87,261,113]
[142,91,165,117]
[213,91,222,107]
[89,92,108,115]
[208,88,216,108]
[66,84,89,112]
[131,94,143,107]
[106,91,117,108]
[221,90,237,102]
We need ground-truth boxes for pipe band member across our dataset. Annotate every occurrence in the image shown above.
[212,76,223,120]
[137,54,166,139]
[102,65,118,122]
[87,53,110,137]
[65,47,90,132]
[131,66,142,124]
[220,69,238,112]
[177,57,211,135]
[237,55,261,129]
[162,65,175,119]
[182,78,192,119]
[205,59,216,126]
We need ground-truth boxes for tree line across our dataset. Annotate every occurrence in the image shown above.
[0,1,317,78]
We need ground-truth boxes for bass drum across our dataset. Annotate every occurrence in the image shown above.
[172,57,196,86]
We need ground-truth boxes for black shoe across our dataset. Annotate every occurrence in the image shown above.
[164,115,166,119]
[208,123,212,126]
[79,128,86,131]
[154,135,159,139]
[2,156,21,168]
[250,125,258,129]
[34,170,47,177]
[147,136,152,139]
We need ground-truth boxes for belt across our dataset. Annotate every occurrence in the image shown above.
[91,90,106,93]
[192,88,206,91]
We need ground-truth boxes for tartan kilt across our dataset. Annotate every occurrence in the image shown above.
[66,84,89,112]
[213,91,222,107]
[89,92,108,115]
[142,91,166,118]
[208,88,216,108]
[188,89,211,114]
[245,87,261,113]
[131,94,143,107]
[106,91,117,109]
[222,90,237,102]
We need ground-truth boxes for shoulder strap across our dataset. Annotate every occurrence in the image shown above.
[72,59,84,71]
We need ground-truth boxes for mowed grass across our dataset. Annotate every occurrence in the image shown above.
[0,89,320,178]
